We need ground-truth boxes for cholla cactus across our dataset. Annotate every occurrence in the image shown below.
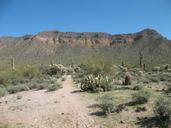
[80,74,112,92]
[48,64,68,75]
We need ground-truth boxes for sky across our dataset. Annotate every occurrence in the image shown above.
[0,0,171,39]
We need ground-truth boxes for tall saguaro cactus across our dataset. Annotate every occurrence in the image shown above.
[139,51,143,69]
[11,57,15,70]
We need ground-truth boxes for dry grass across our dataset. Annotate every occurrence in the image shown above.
[81,70,171,128]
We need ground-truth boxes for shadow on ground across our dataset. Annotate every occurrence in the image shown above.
[136,116,171,128]
[87,103,106,117]
[90,111,106,117]
[71,90,83,94]
[87,104,100,108]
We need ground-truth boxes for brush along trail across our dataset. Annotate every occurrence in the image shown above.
[0,76,99,128]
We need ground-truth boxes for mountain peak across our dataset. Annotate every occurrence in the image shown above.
[138,28,161,36]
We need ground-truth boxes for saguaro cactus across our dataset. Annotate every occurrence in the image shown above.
[11,57,15,70]
[143,63,146,71]
[121,61,124,66]
[139,51,143,69]
[50,59,53,66]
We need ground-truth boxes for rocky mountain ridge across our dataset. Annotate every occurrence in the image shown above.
[0,28,165,47]
[0,28,170,65]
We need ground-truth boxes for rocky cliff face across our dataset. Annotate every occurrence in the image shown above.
[0,28,164,47]
[33,28,162,46]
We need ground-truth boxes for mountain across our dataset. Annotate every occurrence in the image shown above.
[0,28,170,66]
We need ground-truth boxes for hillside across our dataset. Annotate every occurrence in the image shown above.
[0,28,171,67]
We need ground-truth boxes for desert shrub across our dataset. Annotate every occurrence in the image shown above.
[166,83,171,92]
[61,77,66,81]
[154,96,171,118]
[100,76,113,91]
[35,84,47,90]
[99,94,115,114]
[159,73,171,82]
[0,65,42,85]
[152,66,161,72]
[132,85,143,91]
[80,74,112,92]
[0,87,7,97]
[6,84,29,94]
[135,106,146,112]
[47,82,62,92]
[27,82,37,90]
[66,67,74,75]
[131,90,150,104]
[149,76,160,83]
[80,56,116,76]
[0,69,22,85]
[0,77,4,85]
[72,69,85,83]
[21,65,41,79]
[45,64,67,76]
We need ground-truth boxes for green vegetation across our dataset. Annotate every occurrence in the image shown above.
[47,82,62,92]
[80,54,116,75]
[0,64,66,96]
[61,77,66,81]
[0,87,7,97]
[154,96,171,118]
[99,94,116,115]
[135,106,146,112]
[0,65,41,86]
[6,84,29,94]
[132,85,143,91]
[0,48,171,128]
[80,74,112,93]
[131,90,151,104]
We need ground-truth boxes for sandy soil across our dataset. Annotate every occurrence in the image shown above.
[0,76,99,128]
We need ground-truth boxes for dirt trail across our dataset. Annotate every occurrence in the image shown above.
[0,76,99,128]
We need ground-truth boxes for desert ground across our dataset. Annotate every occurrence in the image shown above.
[0,76,101,128]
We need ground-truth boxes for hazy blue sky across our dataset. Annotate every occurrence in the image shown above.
[0,0,171,38]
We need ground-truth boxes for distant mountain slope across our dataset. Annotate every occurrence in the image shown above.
[0,28,170,66]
